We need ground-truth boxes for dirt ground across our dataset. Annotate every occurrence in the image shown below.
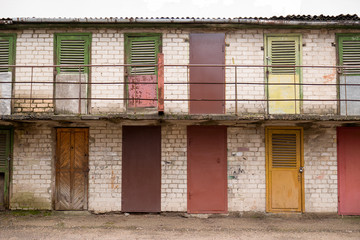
[0,211,359,240]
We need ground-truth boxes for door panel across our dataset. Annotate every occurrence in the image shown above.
[266,36,301,114]
[56,128,89,210]
[187,126,227,213]
[190,33,225,114]
[0,130,11,210]
[266,128,303,212]
[122,126,161,212]
[338,127,360,215]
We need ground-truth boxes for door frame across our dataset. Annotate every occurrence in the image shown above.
[264,34,303,114]
[54,127,89,210]
[187,125,228,213]
[189,33,226,114]
[0,127,13,210]
[265,126,304,213]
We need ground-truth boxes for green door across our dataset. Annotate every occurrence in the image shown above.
[0,130,11,210]
[265,35,301,114]
[54,33,91,114]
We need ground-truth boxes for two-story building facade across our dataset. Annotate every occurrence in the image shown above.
[0,15,359,214]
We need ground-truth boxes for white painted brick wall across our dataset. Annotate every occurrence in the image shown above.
[304,125,337,212]
[88,122,122,212]
[161,124,187,211]
[11,124,52,210]
[226,30,266,115]
[227,125,266,211]
[163,30,189,114]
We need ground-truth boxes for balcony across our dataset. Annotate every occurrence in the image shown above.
[1,57,360,122]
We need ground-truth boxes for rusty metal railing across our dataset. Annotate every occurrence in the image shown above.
[0,59,360,117]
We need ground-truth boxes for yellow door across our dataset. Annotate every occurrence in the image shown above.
[266,127,304,212]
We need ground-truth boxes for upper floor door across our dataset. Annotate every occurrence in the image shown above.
[338,34,360,115]
[0,34,16,115]
[54,33,91,114]
[265,35,301,114]
[189,33,225,114]
[125,34,161,109]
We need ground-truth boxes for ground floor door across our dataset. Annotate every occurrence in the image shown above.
[122,126,161,212]
[337,127,360,215]
[0,129,11,210]
[55,128,89,210]
[187,126,227,213]
[266,127,304,212]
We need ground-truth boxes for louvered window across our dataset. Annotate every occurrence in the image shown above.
[126,35,161,75]
[271,133,297,168]
[0,35,15,73]
[55,34,91,74]
[270,40,297,75]
[339,36,360,75]
[0,134,6,169]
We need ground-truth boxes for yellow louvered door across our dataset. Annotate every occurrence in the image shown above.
[266,127,303,212]
[266,36,301,114]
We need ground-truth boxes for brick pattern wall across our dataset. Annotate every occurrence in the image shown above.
[6,28,360,115]
[14,29,54,114]
[226,30,266,115]
[161,124,187,211]
[227,125,266,211]
[304,125,338,212]
[11,124,52,209]
[163,31,189,114]
[91,31,124,114]
[88,123,122,212]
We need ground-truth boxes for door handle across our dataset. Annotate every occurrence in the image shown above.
[299,167,304,173]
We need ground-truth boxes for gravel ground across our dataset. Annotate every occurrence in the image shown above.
[0,211,359,240]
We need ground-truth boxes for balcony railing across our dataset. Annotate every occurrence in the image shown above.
[1,55,360,118]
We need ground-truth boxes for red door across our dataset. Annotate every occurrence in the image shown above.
[189,33,225,114]
[122,126,161,212]
[337,127,360,215]
[187,126,227,213]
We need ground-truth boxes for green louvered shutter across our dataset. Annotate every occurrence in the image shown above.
[55,34,91,73]
[0,35,16,72]
[339,35,360,75]
[126,35,160,75]
[266,36,301,114]
[338,35,360,115]
[0,131,10,171]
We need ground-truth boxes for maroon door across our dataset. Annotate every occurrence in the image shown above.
[190,33,225,114]
[187,126,227,213]
[337,127,360,215]
[122,126,161,212]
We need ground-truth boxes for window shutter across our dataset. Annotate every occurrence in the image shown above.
[0,133,8,169]
[271,133,297,168]
[270,40,297,75]
[0,35,15,73]
[56,34,90,74]
[339,36,360,75]
[126,35,160,75]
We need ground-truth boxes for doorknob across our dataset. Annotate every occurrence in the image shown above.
[299,167,304,173]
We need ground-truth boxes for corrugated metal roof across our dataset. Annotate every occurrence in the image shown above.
[1,15,360,26]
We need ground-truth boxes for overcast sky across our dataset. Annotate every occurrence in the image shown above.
[1,0,360,18]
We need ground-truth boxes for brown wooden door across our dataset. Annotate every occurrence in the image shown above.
[187,126,227,213]
[266,127,304,212]
[190,33,225,114]
[338,127,360,215]
[122,126,161,212]
[56,128,89,210]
